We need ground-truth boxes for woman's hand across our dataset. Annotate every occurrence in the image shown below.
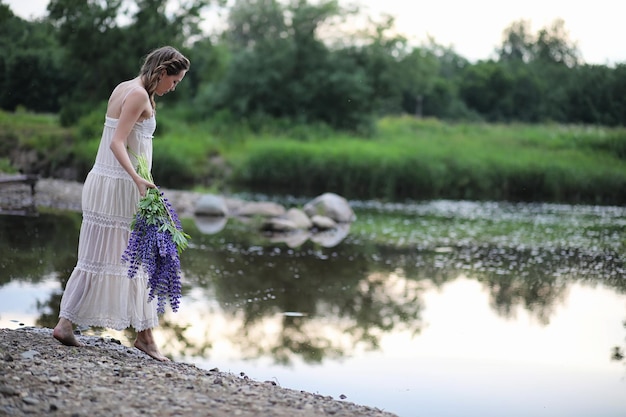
[134,176,156,197]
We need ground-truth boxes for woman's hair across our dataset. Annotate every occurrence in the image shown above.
[139,46,190,109]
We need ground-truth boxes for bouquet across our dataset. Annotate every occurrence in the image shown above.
[121,154,190,314]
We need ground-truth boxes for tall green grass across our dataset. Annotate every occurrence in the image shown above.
[2,110,625,204]
[231,116,626,204]
[0,110,75,176]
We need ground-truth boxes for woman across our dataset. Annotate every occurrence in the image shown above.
[53,46,190,361]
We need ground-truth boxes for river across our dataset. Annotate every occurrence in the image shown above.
[1,199,625,417]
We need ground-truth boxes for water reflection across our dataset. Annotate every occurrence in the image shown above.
[1,202,625,416]
[1,207,625,360]
[183,227,423,364]
[0,211,80,284]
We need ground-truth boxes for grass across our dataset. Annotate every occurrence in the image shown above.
[2,109,625,204]
[231,116,626,203]
[0,109,74,176]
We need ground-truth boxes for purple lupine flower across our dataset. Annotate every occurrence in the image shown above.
[122,187,188,314]
[162,194,183,230]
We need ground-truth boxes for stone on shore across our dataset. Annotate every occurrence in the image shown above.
[194,194,229,217]
[303,193,356,223]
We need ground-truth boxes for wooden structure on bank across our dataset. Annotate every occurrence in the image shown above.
[0,174,39,215]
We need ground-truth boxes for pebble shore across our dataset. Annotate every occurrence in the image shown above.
[0,328,398,417]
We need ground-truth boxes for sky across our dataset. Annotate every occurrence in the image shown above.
[3,0,624,65]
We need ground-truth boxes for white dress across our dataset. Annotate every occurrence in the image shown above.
[59,113,159,331]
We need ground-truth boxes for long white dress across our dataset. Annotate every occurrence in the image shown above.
[59,113,159,331]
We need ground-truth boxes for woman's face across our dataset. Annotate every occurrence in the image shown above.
[156,70,187,96]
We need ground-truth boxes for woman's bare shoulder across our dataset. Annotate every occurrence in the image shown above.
[109,79,129,93]
[107,80,150,119]
[109,80,146,100]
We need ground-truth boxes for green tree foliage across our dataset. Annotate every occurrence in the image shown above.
[1,2,626,127]
[46,0,125,123]
[566,64,626,126]
[46,0,209,124]
[461,18,625,125]
[2,50,67,112]
[181,38,229,118]
[497,20,534,64]
[122,0,210,105]
[343,15,409,115]
[226,0,287,49]
[497,19,579,67]
[204,0,373,131]
[459,61,512,121]
[0,4,67,112]
[399,41,471,119]
[534,19,581,67]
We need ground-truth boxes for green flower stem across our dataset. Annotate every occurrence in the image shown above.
[128,148,190,254]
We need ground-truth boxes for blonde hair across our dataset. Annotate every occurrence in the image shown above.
[139,46,190,109]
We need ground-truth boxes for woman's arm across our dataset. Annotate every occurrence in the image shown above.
[109,89,156,197]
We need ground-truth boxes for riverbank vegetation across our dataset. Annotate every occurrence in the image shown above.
[1,0,625,205]
[2,109,625,205]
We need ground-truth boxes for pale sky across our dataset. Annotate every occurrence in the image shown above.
[3,0,624,65]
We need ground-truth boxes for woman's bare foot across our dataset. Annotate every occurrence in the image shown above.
[134,329,169,361]
[53,318,83,347]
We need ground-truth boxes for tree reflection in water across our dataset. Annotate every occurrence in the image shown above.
[182,236,425,365]
[0,208,624,366]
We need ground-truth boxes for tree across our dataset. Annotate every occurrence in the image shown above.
[396,47,439,117]
[207,0,373,130]
[395,37,472,119]
[47,0,126,123]
[123,0,210,107]
[3,50,68,112]
[0,4,67,111]
[534,19,580,67]
[497,20,534,63]
[47,0,210,124]
[226,0,287,50]
[458,61,510,121]
[498,19,580,67]
[481,19,582,123]
[565,64,626,126]
[343,14,411,115]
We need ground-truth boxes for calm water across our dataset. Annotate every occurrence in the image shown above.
[1,199,625,417]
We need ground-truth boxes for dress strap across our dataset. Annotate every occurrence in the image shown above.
[122,86,143,103]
